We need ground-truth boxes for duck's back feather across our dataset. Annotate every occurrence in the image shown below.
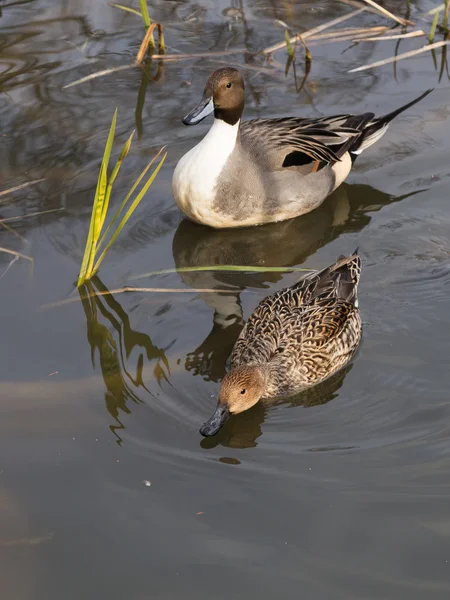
[239,88,433,171]
[230,252,362,392]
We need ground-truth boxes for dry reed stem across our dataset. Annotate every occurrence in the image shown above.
[63,65,135,89]
[349,39,450,72]
[337,0,383,13]
[0,208,63,223]
[263,7,366,54]
[41,286,239,310]
[0,179,45,199]
[0,247,33,261]
[308,31,389,46]
[63,48,250,88]
[148,48,248,60]
[354,30,425,42]
[0,220,27,242]
[136,23,157,65]
[359,0,413,25]
[311,25,387,40]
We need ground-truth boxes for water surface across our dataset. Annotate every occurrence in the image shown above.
[1,1,450,598]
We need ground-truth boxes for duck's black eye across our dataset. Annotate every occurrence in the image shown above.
[226,82,232,88]
[240,389,246,395]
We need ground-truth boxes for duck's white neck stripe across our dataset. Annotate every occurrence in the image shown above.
[172,117,240,222]
[206,117,240,144]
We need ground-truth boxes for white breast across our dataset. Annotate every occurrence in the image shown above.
[172,118,239,224]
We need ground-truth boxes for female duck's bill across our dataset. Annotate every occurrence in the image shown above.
[182,67,245,127]
[199,404,230,437]
[199,365,267,437]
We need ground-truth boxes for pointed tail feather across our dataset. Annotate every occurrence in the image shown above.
[350,88,433,158]
[309,251,362,304]
[332,251,361,287]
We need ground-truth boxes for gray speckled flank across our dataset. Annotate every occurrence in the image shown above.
[213,131,338,222]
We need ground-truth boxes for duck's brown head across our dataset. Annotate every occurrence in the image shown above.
[182,67,245,127]
[199,365,267,437]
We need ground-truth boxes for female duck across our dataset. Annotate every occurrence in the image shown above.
[200,251,362,436]
[173,67,431,229]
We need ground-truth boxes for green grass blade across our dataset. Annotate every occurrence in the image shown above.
[285,30,294,58]
[429,10,440,42]
[130,265,313,280]
[96,148,162,253]
[78,161,107,285]
[78,109,117,285]
[444,0,449,30]
[109,3,142,16]
[86,162,108,277]
[92,152,167,275]
[94,110,117,245]
[99,130,134,234]
[139,0,151,28]
[78,193,99,286]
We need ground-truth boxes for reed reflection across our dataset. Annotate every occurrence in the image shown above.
[79,276,169,444]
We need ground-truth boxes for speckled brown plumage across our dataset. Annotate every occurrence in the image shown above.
[230,251,362,398]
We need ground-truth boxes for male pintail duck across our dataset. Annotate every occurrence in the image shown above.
[173,67,432,229]
[200,250,362,436]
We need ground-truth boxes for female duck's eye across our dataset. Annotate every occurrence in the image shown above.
[240,389,246,395]
[226,82,232,88]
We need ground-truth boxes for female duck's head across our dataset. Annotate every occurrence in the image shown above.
[199,365,267,437]
[182,68,245,127]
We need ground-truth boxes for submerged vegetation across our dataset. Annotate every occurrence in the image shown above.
[77,110,166,287]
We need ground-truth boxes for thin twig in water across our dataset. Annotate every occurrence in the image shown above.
[311,26,388,40]
[354,30,425,42]
[0,247,33,262]
[63,48,250,88]
[41,286,241,311]
[309,31,389,46]
[336,0,382,14]
[0,208,63,223]
[108,3,142,16]
[63,65,136,89]
[130,265,313,281]
[263,8,366,54]
[146,48,248,60]
[0,179,45,199]
[0,220,27,242]
[349,40,450,72]
[359,0,413,25]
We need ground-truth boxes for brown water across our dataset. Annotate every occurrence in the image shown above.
[1,0,450,598]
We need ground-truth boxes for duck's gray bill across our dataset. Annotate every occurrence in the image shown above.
[199,404,230,437]
[182,96,214,126]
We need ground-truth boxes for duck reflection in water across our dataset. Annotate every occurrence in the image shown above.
[173,182,416,381]
[79,276,169,445]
